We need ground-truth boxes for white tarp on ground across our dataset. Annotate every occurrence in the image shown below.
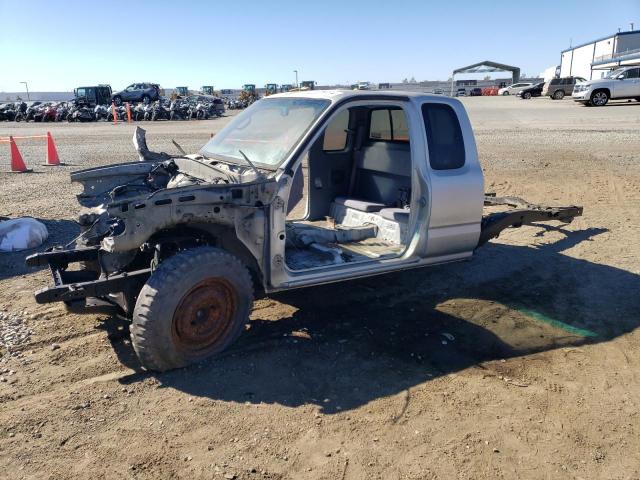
[0,218,48,252]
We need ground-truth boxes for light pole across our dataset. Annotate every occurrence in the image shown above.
[20,81,30,101]
[293,70,298,89]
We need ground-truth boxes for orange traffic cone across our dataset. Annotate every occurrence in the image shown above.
[9,136,32,173]
[43,131,63,166]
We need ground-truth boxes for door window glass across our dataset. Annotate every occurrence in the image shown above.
[623,69,639,79]
[323,109,349,151]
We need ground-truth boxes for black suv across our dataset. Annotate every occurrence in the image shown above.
[112,83,161,105]
[517,82,545,100]
[74,85,112,107]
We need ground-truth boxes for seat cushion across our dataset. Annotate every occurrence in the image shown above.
[379,208,410,222]
[334,197,386,212]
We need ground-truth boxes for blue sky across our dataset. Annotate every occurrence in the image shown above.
[0,0,638,92]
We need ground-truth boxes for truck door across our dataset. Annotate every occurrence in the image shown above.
[613,67,640,97]
[420,100,484,258]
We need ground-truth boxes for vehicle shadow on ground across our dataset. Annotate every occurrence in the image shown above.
[111,226,640,413]
[0,218,79,281]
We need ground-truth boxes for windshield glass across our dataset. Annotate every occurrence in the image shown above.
[200,97,330,168]
[605,68,626,78]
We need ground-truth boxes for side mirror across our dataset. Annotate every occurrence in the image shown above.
[617,75,625,80]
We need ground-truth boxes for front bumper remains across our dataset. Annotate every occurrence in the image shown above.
[26,246,150,306]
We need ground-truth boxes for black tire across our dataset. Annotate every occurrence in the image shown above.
[590,90,609,107]
[552,90,565,100]
[130,247,254,372]
[523,92,532,100]
[15,114,22,122]
[502,91,509,96]
[113,95,122,106]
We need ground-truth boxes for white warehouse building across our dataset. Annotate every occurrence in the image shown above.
[560,29,640,80]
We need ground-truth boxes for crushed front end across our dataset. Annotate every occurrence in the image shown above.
[26,128,276,314]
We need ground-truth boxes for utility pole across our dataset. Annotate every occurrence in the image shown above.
[20,81,30,101]
[294,70,298,89]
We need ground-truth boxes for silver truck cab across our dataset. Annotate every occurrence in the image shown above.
[262,90,484,290]
[27,90,581,371]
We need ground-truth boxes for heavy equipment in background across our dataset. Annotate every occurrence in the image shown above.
[201,86,215,96]
[74,85,112,107]
[239,84,258,104]
[300,80,315,90]
[280,84,294,93]
[265,84,278,96]
[174,87,189,99]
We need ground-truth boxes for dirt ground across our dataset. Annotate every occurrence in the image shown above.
[1,96,639,480]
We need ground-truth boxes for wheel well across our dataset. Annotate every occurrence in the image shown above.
[592,87,610,97]
[146,223,264,293]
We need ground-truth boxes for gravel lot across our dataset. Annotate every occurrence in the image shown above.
[1,96,639,479]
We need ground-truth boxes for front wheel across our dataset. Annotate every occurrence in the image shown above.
[502,91,509,96]
[552,90,565,100]
[130,247,254,372]
[522,92,532,99]
[590,90,609,107]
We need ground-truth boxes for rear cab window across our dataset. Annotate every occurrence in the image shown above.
[369,108,410,142]
[421,103,465,170]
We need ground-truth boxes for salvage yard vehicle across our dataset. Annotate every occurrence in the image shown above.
[517,82,544,99]
[74,85,112,107]
[542,76,587,100]
[572,66,640,106]
[27,90,583,372]
[498,82,532,95]
[112,83,161,105]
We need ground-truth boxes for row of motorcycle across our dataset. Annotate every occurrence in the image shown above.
[0,98,226,123]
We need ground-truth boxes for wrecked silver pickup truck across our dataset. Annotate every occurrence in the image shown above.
[27,91,582,371]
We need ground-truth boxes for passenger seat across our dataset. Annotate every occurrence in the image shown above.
[333,142,412,214]
[378,208,410,223]
[333,197,386,212]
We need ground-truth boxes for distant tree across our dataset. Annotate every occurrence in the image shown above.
[402,78,409,84]
[483,75,491,81]
[410,77,417,83]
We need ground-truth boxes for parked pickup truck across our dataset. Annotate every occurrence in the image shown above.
[572,66,640,106]
[26,91,582,371]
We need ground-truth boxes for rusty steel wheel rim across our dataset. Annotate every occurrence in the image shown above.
[172,278,238,354]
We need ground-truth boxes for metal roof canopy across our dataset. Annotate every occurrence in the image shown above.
[450,61,520,95]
